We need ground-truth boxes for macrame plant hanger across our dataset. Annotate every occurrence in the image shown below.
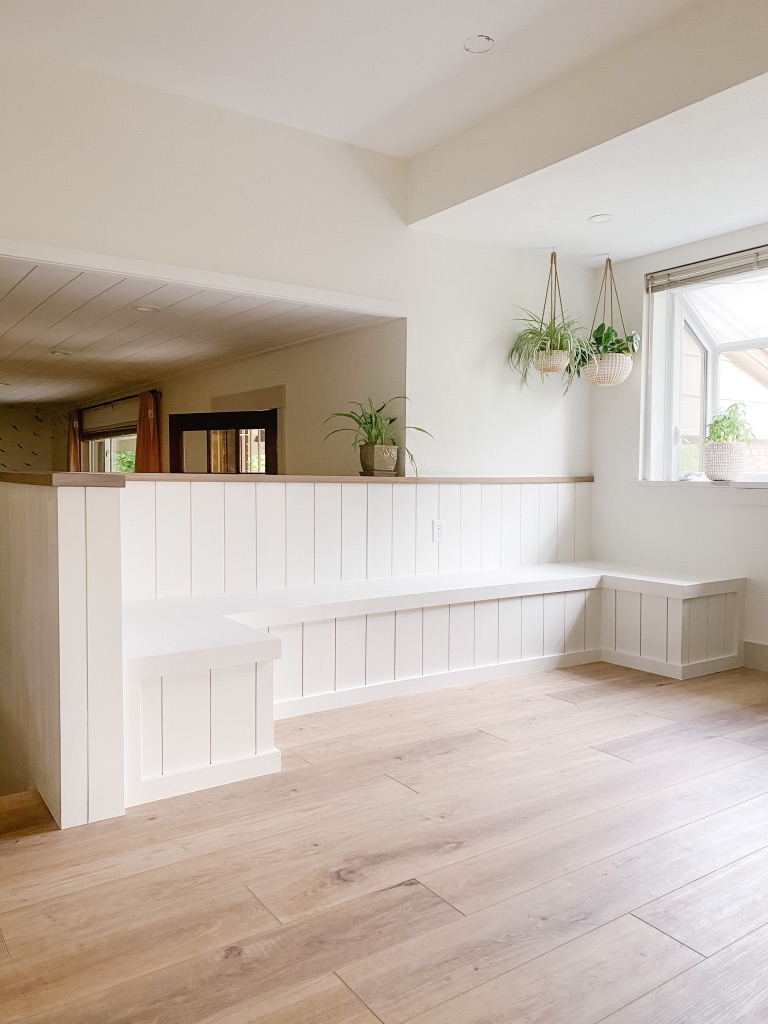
[534,250,570,374]
[584,256,634,387]
[589,257,628,341]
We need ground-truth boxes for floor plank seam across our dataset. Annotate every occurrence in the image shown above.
[382,773,421,795]
[0,928,10,963]
[411,877,467,916]
[628,912,707,958]
[333,970,387,1023]
[589,945,708,1024]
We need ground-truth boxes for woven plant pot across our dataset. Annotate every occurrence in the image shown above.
[703,442,747,482]
[359,443,397,476]
[583,353,633,387]
[534,350,569,374]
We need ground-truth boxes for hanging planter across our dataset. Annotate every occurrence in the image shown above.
[577,258,639,387]
[508,251,590,389]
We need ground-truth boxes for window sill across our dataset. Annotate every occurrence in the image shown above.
[631,479,768,504]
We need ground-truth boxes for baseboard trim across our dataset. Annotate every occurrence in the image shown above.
[602,649,743,680]
[274,650,601,719]
[744,641,768,671]
[125,749,282,807]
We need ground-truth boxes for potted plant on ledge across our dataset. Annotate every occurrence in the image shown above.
[703,402,754,482]
[324,397,432,476]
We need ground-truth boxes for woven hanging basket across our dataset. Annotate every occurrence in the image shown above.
[703,442,747,482]
[534,350,569,374]
[582,352,633,387]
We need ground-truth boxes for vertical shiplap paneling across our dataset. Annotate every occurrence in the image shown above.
[499,596,522,663]
[314,483,341,584]
[256,483,286,590]
[335,615,367,690]
[120,482,156,600]
[302,619,336,696]
[286,483,315,587]
[415,483,439,575]
[191,481,225,596]
[224,482,257,592]
[474,600,499,667]
[557,483,576,563]
[155,482,191,598]
[341,483,367,581]
[601,588,617,652]
[438,484,461,573]
[520,484,540,565]
[539,485,559,563]
[448,602,474,670]
[574,482,592,561]
[56,487,89,827]
[367,483,393,579]
[139,677,162,779]
[724,592,739,657]
[615,590,641,656]
[501,484,521,568]
[395,608,423,680]
[480,484,502,570]
[162,670,210,773]
[585,589,602,651]
[366,611,396,684]
[564,590,586,654]
[688,596,709,664]
[459,483,482,571]
[268,623,303,703]
[85,487,125,823]
[641,594,668,662]
[392,485,417,578]
[422,604,449,675]
[706,593,727,660]
[210,663,256,762]
[667,597,685,666]
[521,595,544,660]
[543,592,566,657]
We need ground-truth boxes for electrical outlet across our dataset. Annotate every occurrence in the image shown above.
[432,519,445,543]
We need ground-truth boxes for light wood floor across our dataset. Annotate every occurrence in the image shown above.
[5,664,768,1023]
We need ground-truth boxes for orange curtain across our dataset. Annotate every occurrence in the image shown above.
[66,411,82,472]
[135,391,161,473]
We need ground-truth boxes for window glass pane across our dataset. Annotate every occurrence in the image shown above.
[680,327,704,473]
[686,273,768,345]
[209,429,237,473]
[719,348,768,474]
[239,428,266,473]
[111,434,136,473]
[182,430,208,472]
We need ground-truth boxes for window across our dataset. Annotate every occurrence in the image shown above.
[87,433,137,473]
[168,411,278,474]
[644,246,768,480]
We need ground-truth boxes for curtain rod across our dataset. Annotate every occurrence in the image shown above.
[78,389,157,414]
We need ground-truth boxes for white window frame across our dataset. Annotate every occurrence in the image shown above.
[644,248,768,482]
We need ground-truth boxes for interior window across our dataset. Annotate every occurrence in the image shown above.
[169,411,278,474]
[85,432,137,472]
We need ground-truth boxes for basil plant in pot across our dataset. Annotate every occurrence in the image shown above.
[703,402,754,482]
[324,397,432,476]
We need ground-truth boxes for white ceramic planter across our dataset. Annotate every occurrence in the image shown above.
[703,442,747,482]
[534,350,569,374]
[583,353,633,386]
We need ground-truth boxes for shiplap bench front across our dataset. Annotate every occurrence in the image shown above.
[122,563,745,765]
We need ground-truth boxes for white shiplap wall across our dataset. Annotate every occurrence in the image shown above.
[121,480,592,601]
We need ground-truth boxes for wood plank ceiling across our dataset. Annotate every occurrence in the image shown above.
[0,257,397,404]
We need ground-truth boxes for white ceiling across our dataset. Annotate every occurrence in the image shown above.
[416,74,768,264]
[0,258,396,404]
[0,0,698,157]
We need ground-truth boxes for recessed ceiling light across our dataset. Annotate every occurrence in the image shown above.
[588,213,615,224]
[464,34,494,53]
[50,350,72,356]
[133,304,162,312]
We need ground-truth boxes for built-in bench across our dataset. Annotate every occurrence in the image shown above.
[122,562,745,802]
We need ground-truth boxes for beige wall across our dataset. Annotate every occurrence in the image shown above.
[0,46,408,304]
[156,319,407,475]
[0,404,67,472]
[405,232,594,477]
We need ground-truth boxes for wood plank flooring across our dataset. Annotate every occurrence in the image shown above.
[3,664,768,1022]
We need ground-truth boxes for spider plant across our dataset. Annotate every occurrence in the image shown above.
[324,397,433,474]
[508,308,589,388]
